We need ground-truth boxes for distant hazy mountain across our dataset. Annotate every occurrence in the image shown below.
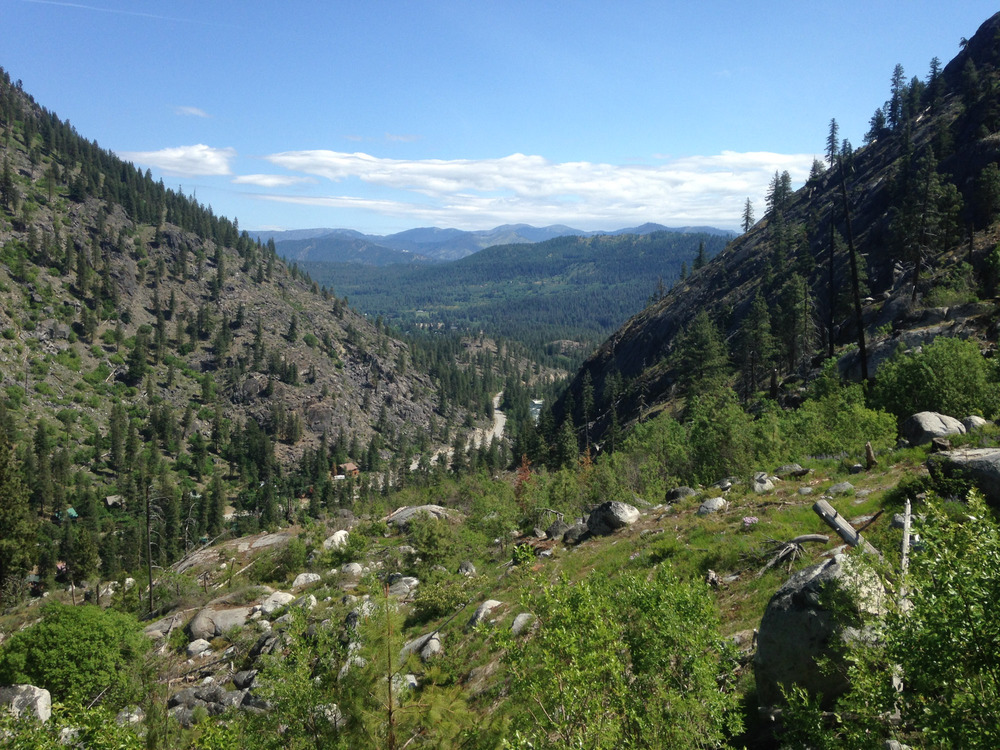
[254,223,733,266]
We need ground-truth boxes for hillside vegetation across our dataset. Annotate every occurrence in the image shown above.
[301,230,727,369]
[3,10,1000,750]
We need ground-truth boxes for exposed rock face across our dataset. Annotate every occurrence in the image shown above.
[260,591,296,615]
[384,505,462,529]
[189,606,251,641]
[458,560,477,577]
[755,554,886,711]
[901,411,966,446]
[827,481,854,496]
[340,562,364,577]
[927,448,1000,505]
[963,415,989,432]
[561,521,589,545]
[586,501,640,536]
[387,575,419,598]
[0,684,51,722]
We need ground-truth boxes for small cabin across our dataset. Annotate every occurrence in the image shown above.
[338,462,360,477]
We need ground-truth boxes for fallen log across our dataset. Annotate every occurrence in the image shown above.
[813,499,880,555]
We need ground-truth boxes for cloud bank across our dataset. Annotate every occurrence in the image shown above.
[257,149,814,229]
[118,144,236,176]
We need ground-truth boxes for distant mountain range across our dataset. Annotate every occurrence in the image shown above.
[251,223,733,266]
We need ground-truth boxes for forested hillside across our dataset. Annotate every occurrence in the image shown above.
[0,66,527,602]
[302,230,727,367]
[554,11,1000,447]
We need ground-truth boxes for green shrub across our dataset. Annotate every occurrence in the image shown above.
[786,360,897,457]
[409,577,469,624]
[869,336,1000,420]
[0,602,149,708]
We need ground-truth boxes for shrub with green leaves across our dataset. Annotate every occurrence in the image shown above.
[869,336,999,420]
[792,491,1000,749]
[499,567,742,748]
[786,359,897,457]
[0,602,149,708]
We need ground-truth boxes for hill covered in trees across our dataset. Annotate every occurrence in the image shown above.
[0,66,528,603]
[301,230,727,368]
[553,11,1000,447]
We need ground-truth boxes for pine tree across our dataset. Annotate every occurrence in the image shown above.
[0,438,35,605]
[741,198,754,233]
[825,118,840,166]
[672,310,730,398]
[736,291,776,399]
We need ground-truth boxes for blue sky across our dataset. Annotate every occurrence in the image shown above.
[2,1,997,234]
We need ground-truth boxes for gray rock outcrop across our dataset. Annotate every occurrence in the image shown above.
[458,560,477,577]
[400,632,443,663]
[260,591,296,615]
[755,554,886,711]
[511,613,535,636]
[562,522,589,545]
[384,504,461,529]
[927,447,1000,505]
[962,415,989,432]
[901,411,966,446]
[545,519,570,541]
[0,684,51,722]
[186,638,213,657]
[189,606,251,641]
[586,501,640,536]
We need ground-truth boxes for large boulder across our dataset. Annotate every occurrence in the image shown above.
[322,530,350,550]
[260,591,296,615]
[927,448,1000,505]
[697,497,728,515]
[752,472,775,494]
[467,600,503,631]
[292,572,321,589]
[901,411,966,446]
[755,554,886,711]
[0,684,51,722]
[189,606,251,641]
[586,501,640,536]
[400,632,443,663]
[665,486,697,502]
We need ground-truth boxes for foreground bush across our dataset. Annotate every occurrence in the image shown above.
[0,602,149,708]
[499,567,743,749]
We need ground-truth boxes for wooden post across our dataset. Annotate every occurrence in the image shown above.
[813,499,880,555]
[899,499,912,612]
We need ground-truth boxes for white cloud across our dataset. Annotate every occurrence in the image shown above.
[174,105,210,118]
[232,174,316,188]
[117,144,236,177]
[257,149,815,229]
